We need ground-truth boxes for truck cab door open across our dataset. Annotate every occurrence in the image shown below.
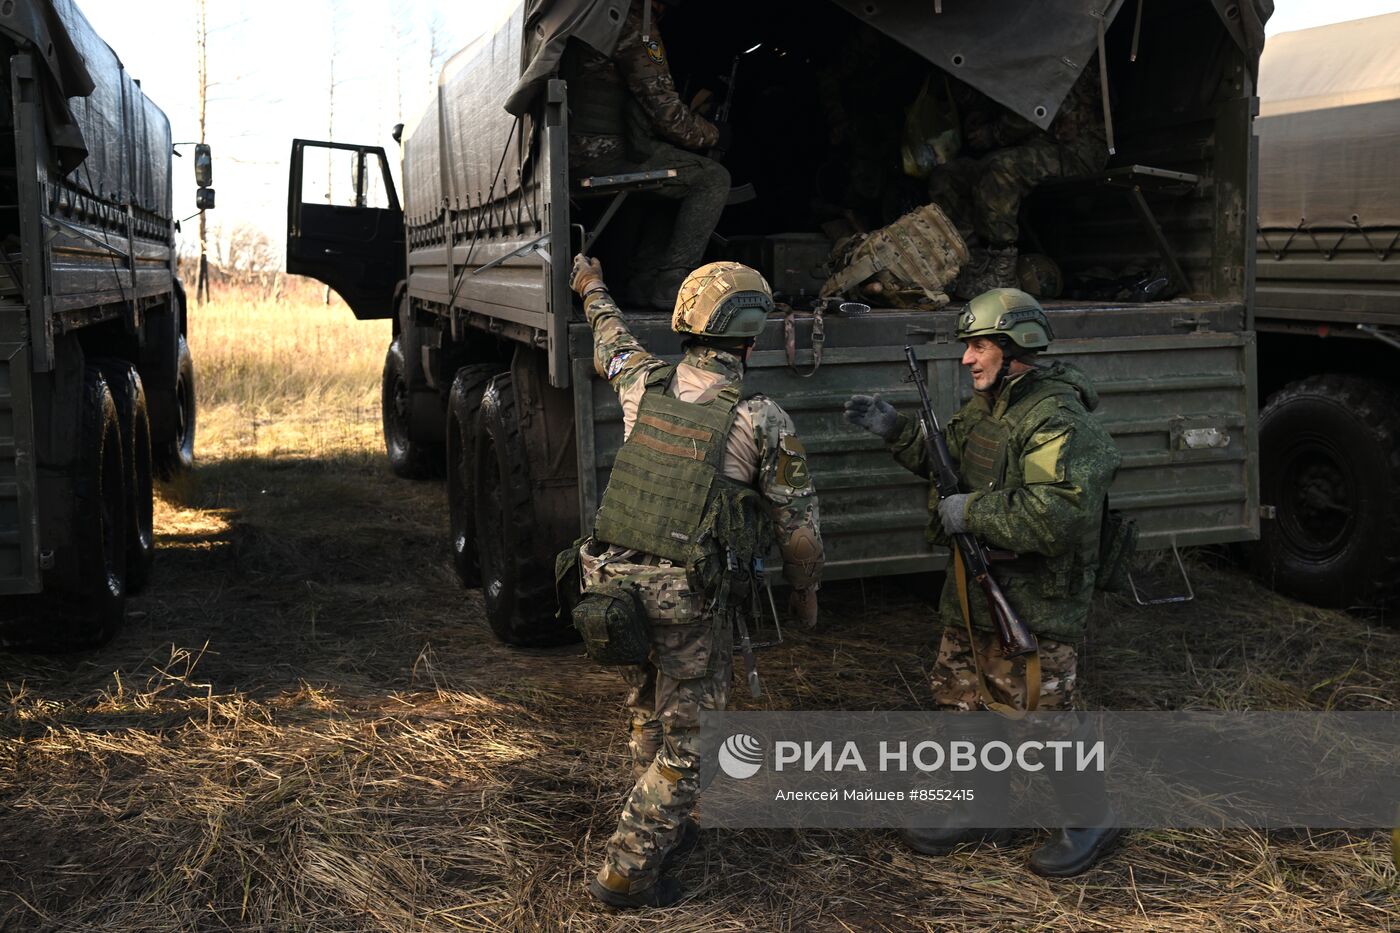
[286,140,404,320]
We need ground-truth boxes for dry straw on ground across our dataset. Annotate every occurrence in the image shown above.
[0,291,1395,931]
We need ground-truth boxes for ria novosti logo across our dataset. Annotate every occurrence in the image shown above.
[718,733,765,779]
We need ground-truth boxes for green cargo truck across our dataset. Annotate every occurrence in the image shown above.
[0,0,206,644]
[1253,13,1400,609]
[288,0,1265,644]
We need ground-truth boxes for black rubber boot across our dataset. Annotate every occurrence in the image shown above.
[588,874,682,909]
[902,717,1015,855]
[1028,718,1121,877]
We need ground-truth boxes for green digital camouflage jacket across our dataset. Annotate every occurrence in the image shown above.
[887,361,1120,641]
[584,290,824,591]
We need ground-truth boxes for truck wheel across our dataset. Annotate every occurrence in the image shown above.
[447,363,501,588]
[98,361,156,592]
[473,372,570,646]
[55,367,129,647]
[154,335,196,478]
[382,336,439,478]
[1252,374,1400,609]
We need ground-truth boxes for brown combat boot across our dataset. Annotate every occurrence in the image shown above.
[588,868,682,909]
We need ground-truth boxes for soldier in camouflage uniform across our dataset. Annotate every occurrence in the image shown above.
[926,65,1108,298]
[563,0,730,309]
[570,255,823,908]
[844,288,1122,877]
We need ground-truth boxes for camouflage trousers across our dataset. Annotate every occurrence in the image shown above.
[930,623,1080,712]
[572,136,730,283]
[580,544,732,895]
[926,136,1105,247]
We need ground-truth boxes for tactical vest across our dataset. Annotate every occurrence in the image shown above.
[958,377,1073,492]
[950,375,1101,597]
[560,42,628,138]
[592,366,747,566]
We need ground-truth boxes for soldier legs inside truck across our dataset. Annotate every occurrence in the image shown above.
[929,137,1105,297]
[575,141,730,310]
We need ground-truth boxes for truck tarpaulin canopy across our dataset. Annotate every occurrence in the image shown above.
[0,0,173,218]
[507,0,1274,126]
[2,0,95,174]
[1256,13,1400,229]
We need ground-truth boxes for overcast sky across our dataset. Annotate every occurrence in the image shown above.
[79,0,1400,260]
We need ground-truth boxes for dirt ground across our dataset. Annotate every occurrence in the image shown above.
[0,301,1396,932]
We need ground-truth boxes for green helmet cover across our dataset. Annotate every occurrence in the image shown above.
[957,287,1054,354]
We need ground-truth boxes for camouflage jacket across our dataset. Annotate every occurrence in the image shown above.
[887,362,1119,641]
[956,62,1105,158]
[583,289,823,592]
[568,4,718,161]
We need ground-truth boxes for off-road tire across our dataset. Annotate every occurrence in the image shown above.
[1251,374,1400,610]
[473,372,571,646]
[382,336,440,478]
[54,367,129,647]
[98,361,156,592]
[447,363,501,588]
[153,335,195,478]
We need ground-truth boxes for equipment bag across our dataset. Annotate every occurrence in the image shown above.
[1096,501,1138,593]
[572,581,650,665]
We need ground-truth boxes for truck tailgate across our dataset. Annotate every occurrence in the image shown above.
[571,300,1256,580]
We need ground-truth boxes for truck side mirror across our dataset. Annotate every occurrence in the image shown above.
[194,143,213,187]
[196,187,216,210]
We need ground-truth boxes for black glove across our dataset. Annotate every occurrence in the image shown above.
[843,393,899,441]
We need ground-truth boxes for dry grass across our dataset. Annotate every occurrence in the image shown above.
[0,291,1396,931]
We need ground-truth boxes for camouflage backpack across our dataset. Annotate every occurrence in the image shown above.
[821,203,969,309]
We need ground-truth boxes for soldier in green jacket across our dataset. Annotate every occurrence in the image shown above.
[570,256,823,908]
[844,287,1121,877]
[563,0,731,309]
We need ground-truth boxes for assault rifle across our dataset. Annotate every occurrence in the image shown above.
[903,346,1038,658]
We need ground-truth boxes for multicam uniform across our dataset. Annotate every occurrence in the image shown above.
[563,4,730,288]
[579,287,823,896]
[927,65,1107,248]
[884,361,1119,711]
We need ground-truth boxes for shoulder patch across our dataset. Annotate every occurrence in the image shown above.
[776,434,812,490]
[1023,430,1069,485]
[606,351,634,380]
[645,38,666,64]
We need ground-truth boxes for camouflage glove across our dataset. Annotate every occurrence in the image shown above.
[570,254,606,298]
[937,493,972,535]
[788,586,819,629]
[843,393,899,441]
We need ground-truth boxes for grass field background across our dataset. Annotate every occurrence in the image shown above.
[0,288,1394,931]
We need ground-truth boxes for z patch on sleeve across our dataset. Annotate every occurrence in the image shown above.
[1023,430,1069,484]
[605,351,634,380]
[776,435,812,491]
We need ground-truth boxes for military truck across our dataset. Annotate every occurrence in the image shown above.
[1252,13,1400,609]
[288,0,1266,645]
[0,0,206,644]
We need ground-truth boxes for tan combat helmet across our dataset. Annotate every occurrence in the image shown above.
[957,287,1054,356]
[672,261,774,339]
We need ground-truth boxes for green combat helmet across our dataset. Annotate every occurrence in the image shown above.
[672,261,774,339]
[957,287,1055,357]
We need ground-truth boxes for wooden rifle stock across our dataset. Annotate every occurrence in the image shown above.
[904,347,1038,659]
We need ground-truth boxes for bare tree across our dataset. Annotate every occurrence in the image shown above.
[196,0,210,304]
[323,0,344,305]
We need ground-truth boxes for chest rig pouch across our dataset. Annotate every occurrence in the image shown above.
[592,367,743,565]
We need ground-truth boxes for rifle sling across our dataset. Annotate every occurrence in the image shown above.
[953,547,1041,719]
